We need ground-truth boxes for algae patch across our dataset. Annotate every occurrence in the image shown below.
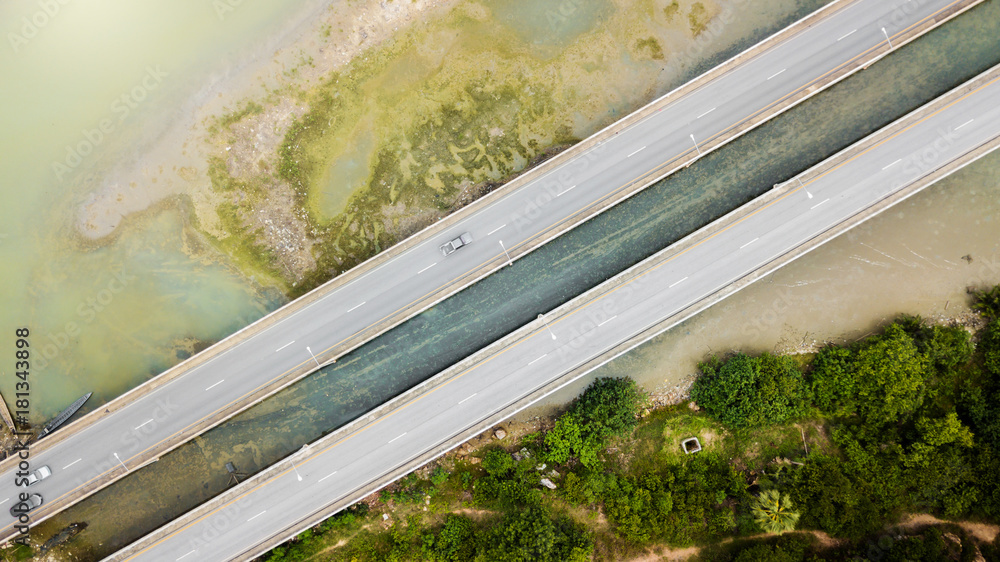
[202,0,724,296]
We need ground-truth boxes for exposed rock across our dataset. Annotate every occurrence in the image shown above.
[540,478,557,490]
[535,463,547,471]
[494,428,507,440]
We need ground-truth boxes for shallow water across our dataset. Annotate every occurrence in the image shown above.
[493,0,616,55]
[0,0,316,417]
[538,145,1000,412]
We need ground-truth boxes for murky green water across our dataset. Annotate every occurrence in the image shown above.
[0,0,320,418]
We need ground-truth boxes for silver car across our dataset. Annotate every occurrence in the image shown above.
[9,494,42,517]
[439,232,473,256]
[19,466,51,488]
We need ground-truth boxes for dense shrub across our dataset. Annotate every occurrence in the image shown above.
[851,323,928,427]
[692,353,808,429]
[602,455,746,545]
[787,454,883,539]
[478,507,593,562]
[545,377,645,467]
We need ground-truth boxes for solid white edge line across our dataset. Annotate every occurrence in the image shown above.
[528,354,548,365]
[669,277,688,288]
[627,146,646,158]
[458,393,477,404]
[811,198,830,210]
[486,224,507,235]
[417,263,438,274]
[318,471,338,483]
[740,238,759,249]
[247,511,266,522]
[205,380,225,391]
[275,341,295,352]
[956,118,974,130]
[62,459,82,470]
[767,69,786,80]
[882,159,901,170]
[837,28,857,41]
[347,302,366,312]
[697,107,716,118]
[388,433,407,444]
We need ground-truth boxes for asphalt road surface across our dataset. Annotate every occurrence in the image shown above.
[111,66,1000,562]
[0,0,964,542]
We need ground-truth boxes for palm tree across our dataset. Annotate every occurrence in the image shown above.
[751,489,800,535]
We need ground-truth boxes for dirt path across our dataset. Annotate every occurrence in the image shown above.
[898,513,1000,543]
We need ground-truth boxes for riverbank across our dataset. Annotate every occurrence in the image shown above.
[247,291,1000,561]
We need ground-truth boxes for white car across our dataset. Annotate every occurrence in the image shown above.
[439,232,473,256]
[19,465,51,487]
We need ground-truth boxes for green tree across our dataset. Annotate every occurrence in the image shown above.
[692,353,807,429]
[544,414,588,466]
[481,448,515,476]
[787,454,882,538]
[479,508,593,562]
[545,377,644,467]
[808,346,856,416]
[904,413,974,468]
[751,490,801,535]
[567,377,646,441]
[424,515,474,561]
[852,323,928,426]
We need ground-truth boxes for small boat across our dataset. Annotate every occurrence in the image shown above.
[38,392,92,440]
